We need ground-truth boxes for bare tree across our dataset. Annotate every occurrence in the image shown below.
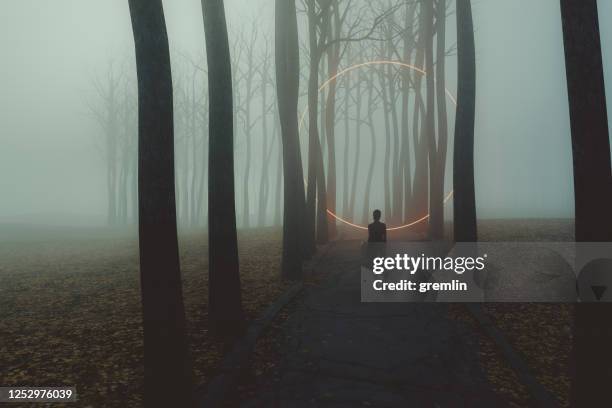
[127,0,194,405]
[239,28,260,229]
[88,64,124,226]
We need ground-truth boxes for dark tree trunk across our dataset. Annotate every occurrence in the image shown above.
[202,0,244,337]
[410,5,429,234]
[363,70,377,224]
[305,0,321,254]
[453,0,477,242]
[560,0,612,242]
[387,58,401,224]
[190,76,198,227]
[127,0,194,406]
[315,132,329,244]
[242,44,256,229]
[273,118,283,226]
[258,57,271,227]
[324,1,343,238]
[560,1,612,406]
[379,68,393,220]
[342,67,351,218]
[400,4,416,224]
[325,30,339,239]
[306,0,330,247]
[423,0,439,240]
[429,0,448,240]
[275,0,306,278]
[349,65,362,220]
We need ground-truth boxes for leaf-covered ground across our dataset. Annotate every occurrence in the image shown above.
[478,219,573,407]
[0,226,289,407]
[0,220,574,407]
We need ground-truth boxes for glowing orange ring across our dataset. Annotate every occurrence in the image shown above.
[299,60,456,231]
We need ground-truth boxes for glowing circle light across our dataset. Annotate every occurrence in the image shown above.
[299,60,457,231]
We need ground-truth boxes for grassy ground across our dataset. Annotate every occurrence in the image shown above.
[0,226,289,407]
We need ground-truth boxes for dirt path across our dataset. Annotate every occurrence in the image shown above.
[243,240,505,407]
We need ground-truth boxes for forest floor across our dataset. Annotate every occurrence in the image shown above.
[0,225,289,407]
[0,219,573,407]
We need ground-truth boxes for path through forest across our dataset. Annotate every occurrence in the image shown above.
[243,239,505,407]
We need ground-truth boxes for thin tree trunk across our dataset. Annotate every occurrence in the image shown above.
[453,0,477,242]
[410,6,429,233]
[362,70,377,224]
[342,68,351,217]
[258,60,270,227]
[325,4,341,238]
[242,46,255,229]
[400,3,417,224]
[379,68,392,220]
[429,0,447,240]
[387,53,401,224]
[127,0,194,405]
[349,63,362,219]
[315,127,329,244]
[182,137,190,227]
[273,115,283,226]
[305,0,321,254]
[131,152,137,224]
[275,0,306,278]
[424,0,437,239]
[190,73,198,227]
[202,0,244,337]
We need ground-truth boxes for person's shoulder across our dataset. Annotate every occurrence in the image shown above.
[368,222,374,228]
[380,222,387,228]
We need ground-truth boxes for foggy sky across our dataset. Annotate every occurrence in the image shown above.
[1,0,611,225]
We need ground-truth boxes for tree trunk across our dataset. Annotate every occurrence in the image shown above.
[242,46,255,229]
[190,74,198,227]
[379,67,392,221]
[305,0,321,254]
[410,5,429,233]
[273,116,283,226]
[349,64,362,220]
[560,1,612,405]
[400,4,416,225]
[453,0,477,242]
[342,67,351,218]
[258,59,270,227]
[387,47,402,224]
[127,0,194,405]
[325,51,338,238]
[429,0,448,240]
[324,3,341,238]
[275,0,306,278]
[363,70,377,224]
[202,0,244,337]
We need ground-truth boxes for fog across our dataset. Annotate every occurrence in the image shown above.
[1,0,611,227]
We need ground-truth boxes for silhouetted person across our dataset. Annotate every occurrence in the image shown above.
[368,209,387,242]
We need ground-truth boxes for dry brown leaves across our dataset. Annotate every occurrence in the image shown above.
[0,227,289,407]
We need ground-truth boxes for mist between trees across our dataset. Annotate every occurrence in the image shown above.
[89,0,458,233]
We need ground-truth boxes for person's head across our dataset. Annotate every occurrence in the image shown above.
[373,209,381,221]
